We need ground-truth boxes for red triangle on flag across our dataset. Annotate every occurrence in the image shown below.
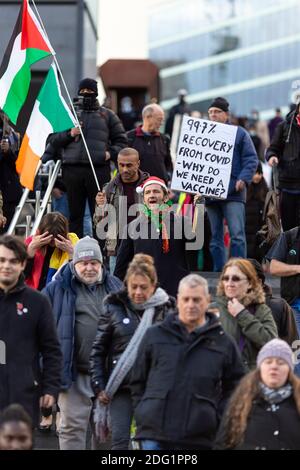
[21,0,51,53]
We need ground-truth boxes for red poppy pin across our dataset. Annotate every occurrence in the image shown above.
[16,302,28,316]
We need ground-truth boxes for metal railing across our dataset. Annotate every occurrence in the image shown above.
[7,160,62,235]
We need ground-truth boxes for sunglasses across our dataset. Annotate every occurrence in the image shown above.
[222,275,248,283]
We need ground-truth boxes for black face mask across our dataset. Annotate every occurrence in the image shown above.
[78,92,97,109]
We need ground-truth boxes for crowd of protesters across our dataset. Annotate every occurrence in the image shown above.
[2,79,300,451]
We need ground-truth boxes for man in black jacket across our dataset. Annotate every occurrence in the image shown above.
[266,104,300,231]
[0,118,22,232]
[50,78,128,237]
[130,274,244,450]
[0,235,62,425]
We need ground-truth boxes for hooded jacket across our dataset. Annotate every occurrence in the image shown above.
[130,312,245,448]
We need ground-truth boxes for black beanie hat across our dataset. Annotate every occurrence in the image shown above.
[209,97,229,112]
[78,78,98,96]
[248,258,265,283]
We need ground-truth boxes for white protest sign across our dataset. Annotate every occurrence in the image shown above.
[171,115,238,199]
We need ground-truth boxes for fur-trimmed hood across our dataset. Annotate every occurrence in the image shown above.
[239,284,266,306]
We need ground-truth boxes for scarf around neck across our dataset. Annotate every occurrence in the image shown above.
[259,382,293,405]
[94,287,169,441]
[142,201,172,253]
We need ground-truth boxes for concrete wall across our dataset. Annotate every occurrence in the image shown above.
[0,2,80,97]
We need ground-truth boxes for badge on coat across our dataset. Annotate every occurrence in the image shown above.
[16,302,28,316]
[123,318,130,324]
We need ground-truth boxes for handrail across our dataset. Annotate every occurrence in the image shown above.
[7,188,31,234]
[30,161,61,235]
[7,160,61,235]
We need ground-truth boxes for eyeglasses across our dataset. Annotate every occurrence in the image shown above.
[222,275,248,283]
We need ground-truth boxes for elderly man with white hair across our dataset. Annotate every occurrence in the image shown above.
[127,103,173,182]
[130,274,245,450]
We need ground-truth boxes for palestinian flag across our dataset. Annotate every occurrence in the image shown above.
[0,0,54,124]
[16,62,75,190]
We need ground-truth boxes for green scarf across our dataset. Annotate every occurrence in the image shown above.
[141,200,172,231]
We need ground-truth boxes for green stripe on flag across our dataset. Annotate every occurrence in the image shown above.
[38,64,74,131]
[2,61,30,124]
[1,47,51,124]
[26,47,50,66]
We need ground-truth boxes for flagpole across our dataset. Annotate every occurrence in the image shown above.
[30,0,101,191]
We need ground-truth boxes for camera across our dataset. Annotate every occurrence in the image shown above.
[74,94,95,111]
[73,96,84,121]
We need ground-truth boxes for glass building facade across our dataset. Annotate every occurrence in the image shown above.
[148,0,300,116]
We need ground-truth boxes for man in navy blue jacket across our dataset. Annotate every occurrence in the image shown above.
[206,97,258,271]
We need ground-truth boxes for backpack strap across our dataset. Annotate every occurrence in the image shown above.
[262,191,274,221]
[108,182,117,205]
[103,180,118,205]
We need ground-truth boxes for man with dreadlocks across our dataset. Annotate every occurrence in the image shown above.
[114,177,197,297]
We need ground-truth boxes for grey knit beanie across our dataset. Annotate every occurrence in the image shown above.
[257,339,293,370]
[73,236,103,264]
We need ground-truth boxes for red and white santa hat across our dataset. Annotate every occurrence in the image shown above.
[136,176,168,194]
